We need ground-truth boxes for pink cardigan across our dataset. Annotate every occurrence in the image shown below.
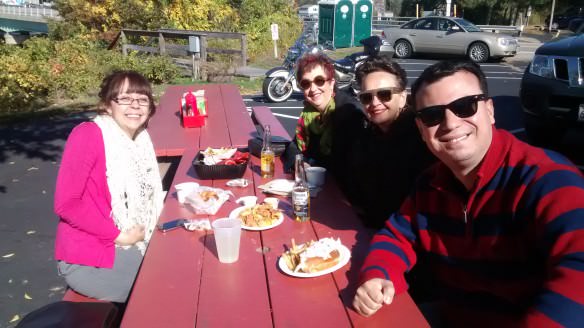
[54,122,120,268]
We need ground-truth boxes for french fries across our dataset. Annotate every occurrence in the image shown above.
[282,238,312,271]
[238,203,281,227]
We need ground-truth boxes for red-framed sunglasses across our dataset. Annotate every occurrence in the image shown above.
[298,76,331,90]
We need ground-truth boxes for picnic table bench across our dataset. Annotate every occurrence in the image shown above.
[115,85,428,327]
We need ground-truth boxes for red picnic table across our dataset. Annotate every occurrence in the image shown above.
[121,84,429,328]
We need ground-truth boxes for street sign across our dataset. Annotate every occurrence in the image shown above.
[271,23,279,40]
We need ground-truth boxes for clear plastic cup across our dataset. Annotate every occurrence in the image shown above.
[212,218,241,263]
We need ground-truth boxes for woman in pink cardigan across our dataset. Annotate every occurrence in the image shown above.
[54,71,163,302]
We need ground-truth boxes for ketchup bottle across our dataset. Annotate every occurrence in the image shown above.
[185,90,197,116]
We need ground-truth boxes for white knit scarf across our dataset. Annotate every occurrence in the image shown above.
[94,114,163,254]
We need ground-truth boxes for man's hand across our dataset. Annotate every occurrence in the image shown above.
[353,278,395,317]
[114,225,145,246]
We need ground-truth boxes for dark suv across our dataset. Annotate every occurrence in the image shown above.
[520,30,584,145]
[546,6,584,29]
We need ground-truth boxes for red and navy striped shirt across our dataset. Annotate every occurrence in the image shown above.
[359,128,584,327]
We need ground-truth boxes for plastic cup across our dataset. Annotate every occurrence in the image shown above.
[263,197,279,209]
[305,167,326,187]
[212,218,241,263]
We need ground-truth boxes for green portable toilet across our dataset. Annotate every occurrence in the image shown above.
[353,0,372,45]
[318,0,354,48]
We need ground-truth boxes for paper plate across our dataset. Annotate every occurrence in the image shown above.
[229,205,284,231]
[278,244,351,278]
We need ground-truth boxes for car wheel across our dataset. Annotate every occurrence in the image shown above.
[394,40,412,59]
[468,42,489,63]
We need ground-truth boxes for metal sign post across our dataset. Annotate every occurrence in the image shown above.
[188,36,201,80]
[271,23,279,58]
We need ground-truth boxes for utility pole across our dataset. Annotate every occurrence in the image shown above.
[549,0,556,33]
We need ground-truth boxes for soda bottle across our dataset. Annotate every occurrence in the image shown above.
[260,125,275,178]
[292,154,310,222]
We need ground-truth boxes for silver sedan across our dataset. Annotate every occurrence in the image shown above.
[383,17,518,63]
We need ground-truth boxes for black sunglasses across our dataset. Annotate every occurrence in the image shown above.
[358,87,402,105]
[299,76,330,90]
[415,94,488,127]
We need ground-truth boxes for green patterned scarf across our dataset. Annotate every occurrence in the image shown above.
[295,98,336,156]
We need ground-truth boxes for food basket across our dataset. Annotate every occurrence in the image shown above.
[192,150,248,180]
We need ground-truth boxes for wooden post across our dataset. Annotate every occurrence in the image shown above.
[200,36,207,63]
[121,30,128,56]
[200,36,208,81]
[191,53,200,81]
[240,34,247,67]
[159,32,166,55]
[273,40,278,59]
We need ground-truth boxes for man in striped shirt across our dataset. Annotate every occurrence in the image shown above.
[352,60,584,327]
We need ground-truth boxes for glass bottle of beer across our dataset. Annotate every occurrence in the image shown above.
[260,125,275,178]
[292,154,310,222]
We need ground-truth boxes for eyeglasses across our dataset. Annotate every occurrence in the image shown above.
[298,76,330,90]
[358,87,402,105]
[415,94,487,127]
[113,96,150,107]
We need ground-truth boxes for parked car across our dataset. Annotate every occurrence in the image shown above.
[519,31,584,146]
[382,16,518,63]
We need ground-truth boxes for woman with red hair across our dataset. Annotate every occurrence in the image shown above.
[284,53,362,171]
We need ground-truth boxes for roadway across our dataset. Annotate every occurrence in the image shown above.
[1,56,583,327]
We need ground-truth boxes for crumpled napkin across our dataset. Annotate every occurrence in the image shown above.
[258,179,295,196]
[184,186,233,215]
[184,219,212,231]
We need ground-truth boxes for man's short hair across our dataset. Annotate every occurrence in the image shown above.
[410,61,489,109]
[355,56,407,91]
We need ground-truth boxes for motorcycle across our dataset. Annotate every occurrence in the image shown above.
[262,35,384,103]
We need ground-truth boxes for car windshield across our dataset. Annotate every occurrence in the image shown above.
[452,18,482,32]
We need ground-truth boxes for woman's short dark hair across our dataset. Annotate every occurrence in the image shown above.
[410,60,488,108]
[355,56,408,91]
[96,71,156,118]
[296,53,335,81]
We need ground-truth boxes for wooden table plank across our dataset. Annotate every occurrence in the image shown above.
[251,158,353,328]
[310,177,429,328]
[149,85,202,156]
[220,84,257,147]
[195,167,273,327]
[252,106,293,142]
[199,84,232,148]
[121,148,206,328]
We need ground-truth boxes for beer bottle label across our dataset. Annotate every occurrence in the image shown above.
[293,191,308,204]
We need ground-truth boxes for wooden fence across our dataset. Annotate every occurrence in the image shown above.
[110,28,248,79]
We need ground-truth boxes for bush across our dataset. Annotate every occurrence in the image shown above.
[0,37,180,114]
[136,55,180,84]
